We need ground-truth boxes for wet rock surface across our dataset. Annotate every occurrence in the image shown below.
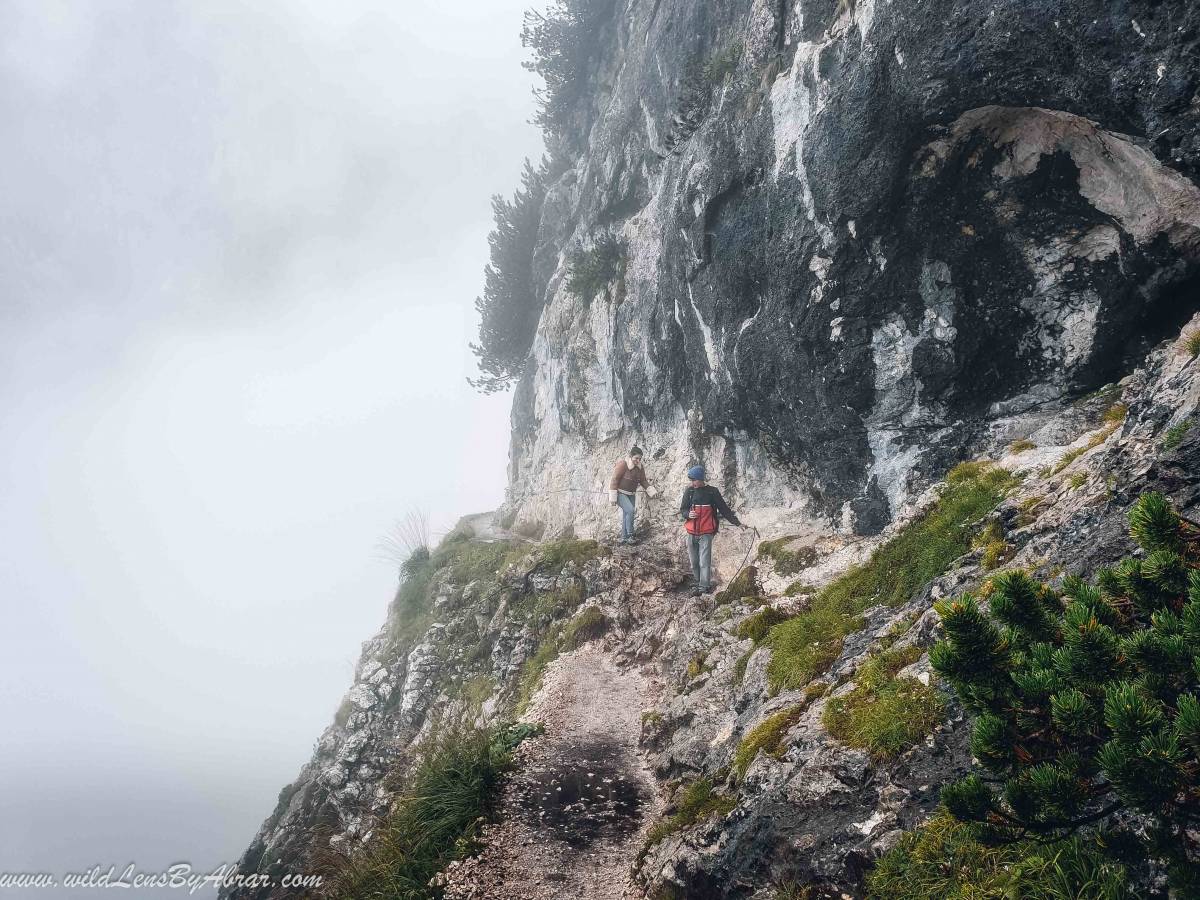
[442,645,661,900]
[505,0,1200,542]
[513,738,648,850]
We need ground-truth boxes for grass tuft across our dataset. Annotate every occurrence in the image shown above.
[1008,438,1037,453]
[757,537,819,576]
[514,626,564,714]
[1162,420,1193,451]
[765,464,1016,693]
[642,778,736,849]
[821,646,943,759]
[320,723,537,899]
[732,649,753,686]
[866,810,1133,899]
[536,538,609,572]
[715,565,760,605]
[1185,331,1200,359]
[560,605,610,650]
[736,606,790,644]
[732,705,806,780]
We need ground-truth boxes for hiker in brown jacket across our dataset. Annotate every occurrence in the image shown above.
[609,446,657,544]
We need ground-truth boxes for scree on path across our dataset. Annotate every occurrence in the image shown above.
[441,641,664,900]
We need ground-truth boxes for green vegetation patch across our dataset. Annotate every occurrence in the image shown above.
[536,537,610,572]
[715,565,760,605]
[736,606,790,644]
[765,463,1017,693]
[757,536,819,576]
[1162,419,1193,451]
[515,625,564,714]
[643,778,736,849]
[930,493,1200,894]
[560,605,610,650]
[322,723,539,899]
[731,649,753,686]
[732,705,807,780]
[1008,438,1037,453]
[972,520,1011,571]
[866,810,1133,900]
[783,580,816,597]
[685,651,710,681]
[1186,330,1200,358]
[566,236,625,302]
[821,646,943,759]
[1053,404,1126,474]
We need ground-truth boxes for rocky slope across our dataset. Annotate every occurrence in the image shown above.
[505,0,1200,539]
[226,319,1200,898]
[225,0,1200,895]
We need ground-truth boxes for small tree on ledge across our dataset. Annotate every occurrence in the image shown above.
[930,492,1200,893]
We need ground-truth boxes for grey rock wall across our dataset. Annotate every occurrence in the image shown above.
[506,0,1200,538]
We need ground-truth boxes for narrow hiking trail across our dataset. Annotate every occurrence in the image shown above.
[442,644,664,900]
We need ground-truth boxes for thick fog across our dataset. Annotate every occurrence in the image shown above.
[0,1,542,895]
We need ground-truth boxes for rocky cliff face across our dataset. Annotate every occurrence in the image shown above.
[225,2,1200,896]
[506,0,1200,539]
[227,320,1200,898]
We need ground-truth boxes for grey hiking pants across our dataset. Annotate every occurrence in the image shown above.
[686,533,714,589]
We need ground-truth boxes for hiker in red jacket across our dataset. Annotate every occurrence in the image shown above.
[609,446,658,544]
[679,464,742,595]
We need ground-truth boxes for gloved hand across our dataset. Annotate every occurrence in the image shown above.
[646,486,659,499]
[608,489,619,506]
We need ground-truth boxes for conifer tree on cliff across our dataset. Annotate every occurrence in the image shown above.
[931,492,1200,892]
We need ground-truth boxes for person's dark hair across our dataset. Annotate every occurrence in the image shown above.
[630,445,643,457]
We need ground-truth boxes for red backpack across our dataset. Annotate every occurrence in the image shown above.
[685,494,718,535]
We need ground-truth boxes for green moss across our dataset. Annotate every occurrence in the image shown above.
[732,705,806,779]
[972,521,1011,571]
[685,651,710,681]
[560,605,610,650]
[822,646,942,759]
[641,710,663,728]
[736,606,789,644]
[1162,420,1193,451]
[514,626,563,714]
[866,810,1133,900]
[783,580,816,597]
[804,681,830,701]
[732,650,753,686]
[643,778,736,848]
[765,463,1017,693]
[536,538,609,572]
[511,578,585,628]
[757,537,819,576]
[715,565,760,605]
[1009,438,1037,453]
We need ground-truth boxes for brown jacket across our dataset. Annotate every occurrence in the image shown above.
[610,458,649,494]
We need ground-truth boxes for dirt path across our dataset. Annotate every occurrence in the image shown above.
[442,645,662,900]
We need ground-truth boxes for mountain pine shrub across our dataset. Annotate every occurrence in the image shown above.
[521,0,618,144]
[469,159,553,393]
[930,492,1200,892]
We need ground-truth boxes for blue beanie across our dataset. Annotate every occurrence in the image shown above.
[687,465,705,480]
